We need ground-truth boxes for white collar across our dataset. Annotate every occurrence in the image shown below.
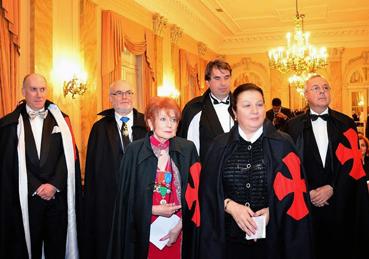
[238,125,263,143]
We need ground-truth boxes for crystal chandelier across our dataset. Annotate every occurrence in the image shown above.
[288,73,315,95]
[268,0,328,76]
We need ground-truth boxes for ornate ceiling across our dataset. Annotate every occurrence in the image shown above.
[132,0,369,55]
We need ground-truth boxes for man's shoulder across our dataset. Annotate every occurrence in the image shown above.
[0,104,23,128]
[183,95,205,112]
[288,112,305,123]
[330,109,352,121]
[330,109,356,127]
[281,107,292,112]
[133,109,146,125]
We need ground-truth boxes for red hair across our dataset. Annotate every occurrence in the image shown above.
[144,96,181,126]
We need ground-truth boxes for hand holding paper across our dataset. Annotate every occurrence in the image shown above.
[245,215,266,240]
[149,214,180,250]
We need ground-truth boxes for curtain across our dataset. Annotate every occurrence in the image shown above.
[0,0,19,117]
[101,10,156,110]
[178,49,202,108]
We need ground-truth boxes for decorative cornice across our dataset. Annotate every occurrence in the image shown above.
[170,24,183,44]
[348,51,369,66]
[197,42,207,56]
[152,13,167,36]
[232,57,267,74]
[328,48,345,62]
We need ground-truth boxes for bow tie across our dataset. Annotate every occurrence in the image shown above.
[28,110,48,120]
[310,113,329,121]
[210,95,230,105]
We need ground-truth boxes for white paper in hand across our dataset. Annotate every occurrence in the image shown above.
[149,214,180,250]
[245,215,266,240]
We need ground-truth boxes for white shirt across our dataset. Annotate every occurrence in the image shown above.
[26,105,45,159]
[210,93,234,133]
[310,108,329,167]
[187,93,234,154]
[115,110,134,145]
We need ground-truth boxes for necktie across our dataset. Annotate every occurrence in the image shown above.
[120,117,131,152]
[28,110,48,120]
[310,114,329,121]
[210,94,230,105]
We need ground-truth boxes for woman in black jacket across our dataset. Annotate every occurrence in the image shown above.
[108,96,200,259]
[199,83,314,259]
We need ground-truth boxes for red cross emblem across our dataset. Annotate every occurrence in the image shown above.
[335,128,366,180]
[185,162,201,227]
[273,152,309,220]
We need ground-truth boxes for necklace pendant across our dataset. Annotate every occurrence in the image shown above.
[160,199,167,205]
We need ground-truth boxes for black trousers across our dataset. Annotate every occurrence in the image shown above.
[28,191,68,259]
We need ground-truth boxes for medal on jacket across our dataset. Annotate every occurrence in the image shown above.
[156,171,172,205]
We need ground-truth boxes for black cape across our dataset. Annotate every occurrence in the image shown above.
[82,108,147,259]
[0,100,83,258]
[199,121,314,259]
[285,109,369,259]
[107,133,201,259]
[177,88,234,160]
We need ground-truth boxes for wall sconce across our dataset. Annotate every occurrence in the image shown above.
[63,75,87,98]
[158,76,180,101]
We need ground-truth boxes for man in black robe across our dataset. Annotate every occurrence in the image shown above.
[0,73,82,258]
[178,59,234,161]
[82,80,147,259]
[285,74,369,259]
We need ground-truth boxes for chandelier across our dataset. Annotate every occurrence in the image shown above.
[288,73,315,95]
[268,0,328,77]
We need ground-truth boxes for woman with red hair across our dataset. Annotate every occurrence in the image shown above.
[108,96,200,259]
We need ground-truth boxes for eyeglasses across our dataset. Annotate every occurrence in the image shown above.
[307,85,331,93]
[110,90,134,97]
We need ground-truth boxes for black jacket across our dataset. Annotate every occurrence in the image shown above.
[177,88,234,160]
[82,108,147,259]
[199,120,314,259]
[107,133,201,259]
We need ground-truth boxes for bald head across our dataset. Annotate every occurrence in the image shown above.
[22,73,48,111]
[109,80,134,115]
